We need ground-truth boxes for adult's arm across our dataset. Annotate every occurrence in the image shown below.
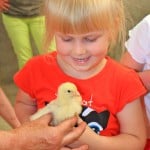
[0,114,88,150]
[0,87,20,128]
[120,51,150,91]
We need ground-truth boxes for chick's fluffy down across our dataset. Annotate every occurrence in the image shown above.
[30,82,82,125]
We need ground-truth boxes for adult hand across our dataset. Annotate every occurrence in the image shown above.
[12,114,88,150]
[0,0,9,11]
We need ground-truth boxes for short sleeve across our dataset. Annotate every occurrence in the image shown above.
[116,69,147,112]
[125,15,150,64]
[14,59,36,98]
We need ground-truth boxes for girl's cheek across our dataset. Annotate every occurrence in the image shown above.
[57,47,71,55]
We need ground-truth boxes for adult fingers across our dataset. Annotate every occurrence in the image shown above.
[58,116,78,134]
[35,113,53,125]
[61,145,88,150]
[62,121,87,146]
[72,145,89,150]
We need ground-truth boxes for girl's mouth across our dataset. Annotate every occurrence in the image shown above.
[72,56,91,64]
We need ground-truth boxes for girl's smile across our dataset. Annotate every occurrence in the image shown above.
[71,56,91,65]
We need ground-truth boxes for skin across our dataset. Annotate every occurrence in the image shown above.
[0,114,88,150]
[0,87,20,128]
[15,31,146,149]
[0,0,9,11]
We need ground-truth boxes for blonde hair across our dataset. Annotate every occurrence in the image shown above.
[44,0,126,50]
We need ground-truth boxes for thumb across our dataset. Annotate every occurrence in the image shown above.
[36,113,53,125]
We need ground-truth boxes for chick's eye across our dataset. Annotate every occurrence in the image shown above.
[67,90,71,93]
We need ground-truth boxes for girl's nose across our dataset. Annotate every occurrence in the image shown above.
[75,48,86,55]
[73,41,86,55]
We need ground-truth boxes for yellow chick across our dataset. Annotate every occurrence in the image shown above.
[30,82,82,125]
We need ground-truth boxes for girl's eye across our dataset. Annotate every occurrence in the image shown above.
[84,34,102,42]
[62,37,73,42]
[84,35,101,42]
[85,38,97,42]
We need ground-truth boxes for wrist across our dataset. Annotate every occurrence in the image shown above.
[0,130,18,150]
[10,129,24,150]
[10,132,19,150]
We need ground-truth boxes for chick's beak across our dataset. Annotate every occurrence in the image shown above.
[74,91,81,97]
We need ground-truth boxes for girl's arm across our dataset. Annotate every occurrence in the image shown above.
[70,99,146,150]
[0,88,20,128]
[14,89,37,123]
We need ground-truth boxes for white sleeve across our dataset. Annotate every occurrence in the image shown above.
[125,15,150,64]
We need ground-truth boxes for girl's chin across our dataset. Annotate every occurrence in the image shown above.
[71,65,91,72]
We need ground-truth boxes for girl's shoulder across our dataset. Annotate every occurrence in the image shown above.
[26,52,57,67]
[106,56,136,76]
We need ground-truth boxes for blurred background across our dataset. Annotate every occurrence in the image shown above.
[0,0,150,130]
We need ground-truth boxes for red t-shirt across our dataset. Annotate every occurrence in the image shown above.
[14,52,146,136]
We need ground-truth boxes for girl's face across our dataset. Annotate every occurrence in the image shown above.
[55,30,110,78]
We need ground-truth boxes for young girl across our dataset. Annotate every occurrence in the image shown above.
[14,0,147,149]
[121,14,150,150]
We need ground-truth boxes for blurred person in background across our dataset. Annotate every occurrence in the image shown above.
[121,14,150,150]
[1,0,55,69]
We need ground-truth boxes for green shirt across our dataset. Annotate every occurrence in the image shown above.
[4,0,44,17]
